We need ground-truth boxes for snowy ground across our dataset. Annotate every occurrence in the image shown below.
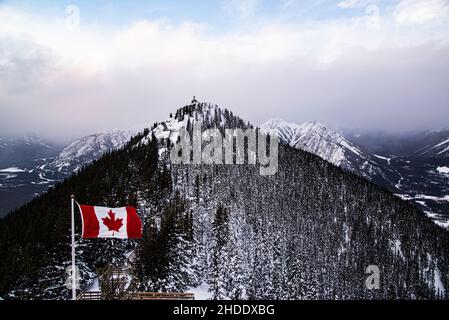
[87,277,99,292]
[437,166,449,174]
[0,167,25,173]
[187,283,212,300]
[434,220,449,229]
[373,154,391,165]
[415,194,449,202]
[396,193,449,203]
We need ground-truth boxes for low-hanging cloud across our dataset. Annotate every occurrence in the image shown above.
[0,2,449,141]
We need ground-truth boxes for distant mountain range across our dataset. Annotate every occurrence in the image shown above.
[261,119,449,228]
[259,119,399,186]
[50,130,134,174]
[0,134,62,168]
[345,128,449,158]
[1,116,448,229]
[0,130,134,216]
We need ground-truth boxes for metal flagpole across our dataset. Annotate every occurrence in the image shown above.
[71,194,76,300]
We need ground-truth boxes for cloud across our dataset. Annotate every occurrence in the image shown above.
[0,4,449,140]
[394,0,449,25]
[0,37,56,91]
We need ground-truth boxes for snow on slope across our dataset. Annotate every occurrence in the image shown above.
[433,137,449,156]
[0,134,53,150]
[142,101,248,147]
[50,129,134,173]
[260,119,366,168]
[260,118,405,198]
[373,154,391,165]
[414,133,449,157]
[437,166,449,174]
[0,167,26,173]
[188,283,212,300]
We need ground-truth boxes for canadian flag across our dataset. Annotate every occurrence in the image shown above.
[78,205,142,239]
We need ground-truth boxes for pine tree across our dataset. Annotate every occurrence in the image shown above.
[210,204,229,299]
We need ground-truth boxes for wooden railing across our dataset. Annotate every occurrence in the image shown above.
[134,292,195,300]
[76,291,102,300]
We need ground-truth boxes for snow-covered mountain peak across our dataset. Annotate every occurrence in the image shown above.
[143,100,250,145]
[260,118,367,167]
[50,129,134,173]
[260,117,289,128]
[298,120,329,132]
[260,118,302,145]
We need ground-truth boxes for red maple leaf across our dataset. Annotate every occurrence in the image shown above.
[102,210,123,235]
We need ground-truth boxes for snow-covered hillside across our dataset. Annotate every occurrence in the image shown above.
[414,134,449,157]
[260,119,366,167]
[0,134,60,168]
[0,133,53,150]
[142,101,249,148]
[259,118,398,185]
[50,129,134,173]
[0,134,63,216]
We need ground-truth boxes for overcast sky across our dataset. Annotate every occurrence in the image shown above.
[1,0,449,141]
